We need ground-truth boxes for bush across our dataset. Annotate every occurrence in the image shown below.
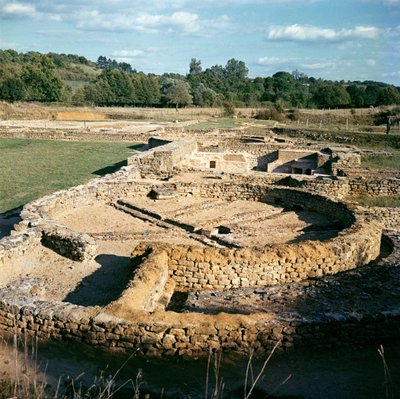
[287,108,301,121]
[254,108,285,122]
[373,107,400,126]
[222,101,235,117]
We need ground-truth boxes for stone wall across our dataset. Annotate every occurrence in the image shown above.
[197,141,284,170]
[273,127,400,149]
[0,230,42,286]
[348,178,400,197]
[0,128,161,143]
[134,187,379,290]
[106,248,174,316]
[189,152,250,173]
[362,207,400,231]
[41,224,97,261]
[127,140,197,177]
[0,278,399,357]
[164,223,380,290]
[0,137,398,356]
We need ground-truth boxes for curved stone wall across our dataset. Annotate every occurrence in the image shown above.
[0,138,398,357]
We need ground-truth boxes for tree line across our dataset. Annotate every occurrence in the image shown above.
[0,50,400,109]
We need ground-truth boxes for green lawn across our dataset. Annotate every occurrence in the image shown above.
[0,139,140,213]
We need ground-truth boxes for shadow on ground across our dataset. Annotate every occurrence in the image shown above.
[93,160,127,176]
[287,209,343,244]
[6,334,400,399]
[65,254,133,306]
[0,207,22,239]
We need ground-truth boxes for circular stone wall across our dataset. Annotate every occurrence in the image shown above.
[0,171,389,357]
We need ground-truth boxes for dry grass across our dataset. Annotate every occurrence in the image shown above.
[57,111,106,121]
[348,195,400,208]
[362,153,400,170]
[0,102,391,134]
[0,333,142,399]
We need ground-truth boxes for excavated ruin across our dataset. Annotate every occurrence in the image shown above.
[0,131,399,356]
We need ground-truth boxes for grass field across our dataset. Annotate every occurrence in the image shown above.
[361,153,400,170]
[0,139,140,213]
[349,195,400,208]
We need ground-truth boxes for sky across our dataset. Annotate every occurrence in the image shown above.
[1,0,400,85]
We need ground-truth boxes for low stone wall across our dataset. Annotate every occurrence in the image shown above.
[0,128,159,142]
[362,207,400,231]
[106,248,173,316]
[273,127,400,149]
[0,279,399,357]
[189,152,250,173]
[41,224,97,261]
[348,178,400,197]
[0,230,42,286]
[128,140,197,177]
[143,203,380,290]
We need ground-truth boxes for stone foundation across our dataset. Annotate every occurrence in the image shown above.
[0,137,399,357]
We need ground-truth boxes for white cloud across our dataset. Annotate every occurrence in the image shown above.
[112,49,144,57]
[258,56,290,65]
[266,24,379,42]
[383,71,400,78]
[72,10,229,35]
[0,1,230,35]
[76,11,232,36]
[0,1,65,21]
[75,11,196,33]
[300,62,335,70]
[367,59,376,66]
[0,0,230,35]
[2,1,35,15]
[257,54,343,76]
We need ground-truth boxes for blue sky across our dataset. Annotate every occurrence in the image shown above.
[1,0,400,85]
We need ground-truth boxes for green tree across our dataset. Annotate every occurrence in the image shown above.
[261,77,275,103]
[189,58,202,76]
[132,73,161,106]
[94,69,135,105]
[364,83,381,106]
[312,83,351,108]
[346,85,366,107]
[21,54,64,102]
[192,83,218,106]
[0,76,25,101]
[245,77,265,104]
[161,78,192,108]
[83,79,114,106]
[202,65,226,95]
[224,58,248,80]
[376,86,400,105]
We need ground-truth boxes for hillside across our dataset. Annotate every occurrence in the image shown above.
[0,49,399,110]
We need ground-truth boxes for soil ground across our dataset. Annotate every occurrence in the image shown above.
[2,197,340,307]
[0,119,165,133]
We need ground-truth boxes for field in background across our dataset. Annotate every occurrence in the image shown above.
[0,103,398,212]
[0,102,393,133]
[0,139,140,213]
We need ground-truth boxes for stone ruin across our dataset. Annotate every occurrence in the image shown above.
[0,132,399,357]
